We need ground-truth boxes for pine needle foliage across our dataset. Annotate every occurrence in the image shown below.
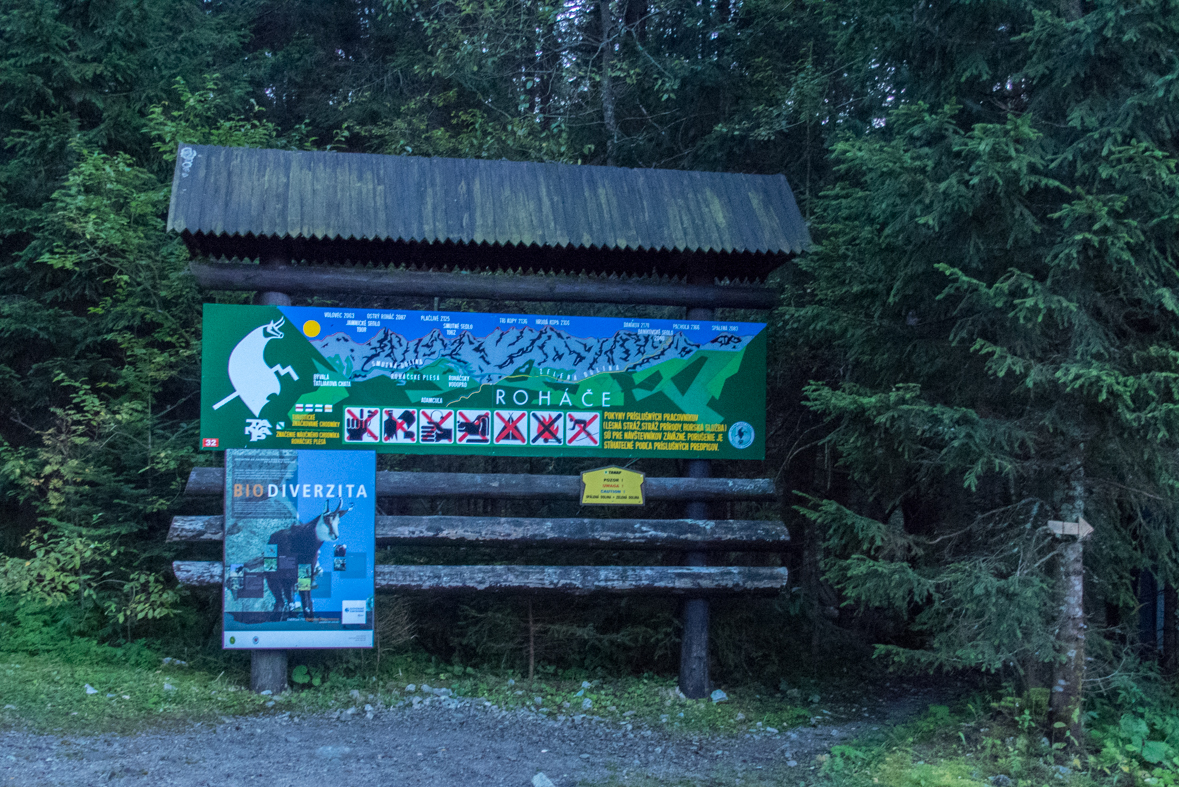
[790,0,1179,684]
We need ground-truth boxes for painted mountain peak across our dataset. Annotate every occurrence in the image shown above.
[312,325,749,385]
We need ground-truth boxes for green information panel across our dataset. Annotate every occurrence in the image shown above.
[200,304,766,459]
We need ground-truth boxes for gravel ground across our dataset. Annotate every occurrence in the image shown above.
[0,682,951,786]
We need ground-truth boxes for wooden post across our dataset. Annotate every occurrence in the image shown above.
[679,269,714,699]
[251,253,290,690]
[679,459,711,698]
[253,255,292,308]
[251,650,288,694]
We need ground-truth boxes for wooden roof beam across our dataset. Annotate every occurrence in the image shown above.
[189,261,781,309]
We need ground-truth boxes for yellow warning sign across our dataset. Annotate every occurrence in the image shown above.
[580,466,645,506]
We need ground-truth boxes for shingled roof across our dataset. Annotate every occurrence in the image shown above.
[168,144,809,279]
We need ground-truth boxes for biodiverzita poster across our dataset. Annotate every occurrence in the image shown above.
[222,449,375,649]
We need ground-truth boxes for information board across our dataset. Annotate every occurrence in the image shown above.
[200,304,766,459]
[222,449,375,649]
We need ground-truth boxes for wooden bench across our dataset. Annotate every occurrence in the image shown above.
[169,467,789,690]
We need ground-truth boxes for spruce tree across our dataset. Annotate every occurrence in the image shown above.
[792,0,1179,742]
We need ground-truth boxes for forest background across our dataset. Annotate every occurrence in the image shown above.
[2,0,1179,758]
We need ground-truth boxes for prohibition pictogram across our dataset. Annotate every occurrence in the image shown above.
[566,412,599,446]
[382,408,417,443]
[456,410,490,443]
[420,409,454,443]
[344,407,380,442]
[531,411,563,445]
[494,411,527,444]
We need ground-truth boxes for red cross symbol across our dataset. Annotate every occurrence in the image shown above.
[391,415,411,438]
[495,412,526,443]
[532,413,561,443]
[457,411,489,443]
[383,409,415,442]
[567,413,598,445]
[346,408,379,441]
[421,410,453,442]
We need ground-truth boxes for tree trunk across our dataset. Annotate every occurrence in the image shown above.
[1164,584,1177,675]
[600,0,618,166]
[537,15,559,126]
[1138,569,1159,656]
[623,0,646,42]
[1049,463,1086,746]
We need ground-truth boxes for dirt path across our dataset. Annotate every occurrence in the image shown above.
[0,682,953,786]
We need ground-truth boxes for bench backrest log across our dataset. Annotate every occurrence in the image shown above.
[170,468,790,594]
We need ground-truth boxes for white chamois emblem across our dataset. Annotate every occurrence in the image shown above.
[213,318,300,417]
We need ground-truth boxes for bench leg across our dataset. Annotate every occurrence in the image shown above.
[251,650,288,694]
[679,570,710,698]
[679,454,712,699]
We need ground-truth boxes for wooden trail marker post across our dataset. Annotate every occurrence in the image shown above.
[166,144,810,696]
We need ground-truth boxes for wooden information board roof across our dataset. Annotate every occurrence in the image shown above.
[167,144,809,280]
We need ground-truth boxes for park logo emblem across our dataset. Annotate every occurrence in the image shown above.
[728,421,755,449]
[530,411,564,445]
[419,409,454,443]
[566,412,600,446]
[343,407,381,443]
[382,408,417,443]
[493,410,528,445]
[456,409,491,443]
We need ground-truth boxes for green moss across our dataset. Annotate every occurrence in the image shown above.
[876,752,988,787]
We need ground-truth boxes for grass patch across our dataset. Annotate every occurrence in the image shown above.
[0,648,418,735]
[0,646,809,738]
[0,653,268,734]
[583,772,788,787]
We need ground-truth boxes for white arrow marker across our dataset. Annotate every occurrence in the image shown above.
[1047,518,1094,539]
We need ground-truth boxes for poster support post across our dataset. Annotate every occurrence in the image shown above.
[251,267,290,692]
[679,273,715,699]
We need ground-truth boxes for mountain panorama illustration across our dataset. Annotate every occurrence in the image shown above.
[313,325,752,385]
[199,304,768,458]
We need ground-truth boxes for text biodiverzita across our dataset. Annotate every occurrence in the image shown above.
[232,483,369,498]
